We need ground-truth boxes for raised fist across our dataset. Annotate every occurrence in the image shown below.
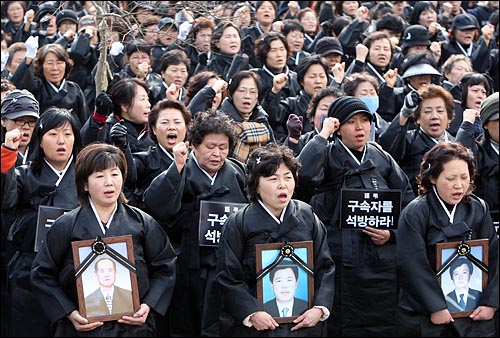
[401,90,422,118]
[110,121,128,149]
[286,114,303,140]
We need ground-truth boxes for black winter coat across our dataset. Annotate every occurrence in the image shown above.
[1,158,78,337]
[379,118,456,196]
[10,60,89,126]
[216,200,335,337]
[143,153,248,336]
[30,202,177,337]
[397,191,498,337]
[297,135,415,337]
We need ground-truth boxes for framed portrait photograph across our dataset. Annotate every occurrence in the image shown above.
[71,235,140,323]
[255,241,314,324]
[436,239,489,318]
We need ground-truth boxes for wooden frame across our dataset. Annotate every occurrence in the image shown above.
[71,235,140,322]
[255,241,314,324]
[436,239,489,318]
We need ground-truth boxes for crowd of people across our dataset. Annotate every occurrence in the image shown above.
[1,1,499,337]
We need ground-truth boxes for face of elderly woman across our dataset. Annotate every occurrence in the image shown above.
[42,52,66,86]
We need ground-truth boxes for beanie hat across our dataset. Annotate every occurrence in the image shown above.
[480,92,499,126]
[401,25,431,50]
[327,96,373,125]
[56,9,78,28]
[1,89,40,120]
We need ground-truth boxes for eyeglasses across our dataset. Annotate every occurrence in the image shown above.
[14,119,37,127]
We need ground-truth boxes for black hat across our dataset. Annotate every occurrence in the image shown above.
[157,17,178,32]
[401,25,431,50]
[314,36,344,57]
[480,92,499,126]
[56,9,78,27]
[452,13,478,30]
[1,89,40,120]
[34,1,58,23]
[327,96,373,125]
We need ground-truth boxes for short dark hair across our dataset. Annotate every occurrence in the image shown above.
[246,143,301,202]
[124,39,152,57]
[227,70,261,100]
[342,72,379,96]
[159,49,190,73]
[306,87,344,123]
[460,73,493,109]
[111,78,150,117]
[75,143,128,206]
[148,99,192,143]
[29,107,82,173]
[185,71,223,105]
[256,31,290,65]
[295,55,329,89]
[269,260,299,283]
[417,142,476,200]
[449,257,474,279]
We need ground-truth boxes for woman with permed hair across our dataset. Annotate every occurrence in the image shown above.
[216,142,335,336]
[397,141,498,337]
[143,109,248,336]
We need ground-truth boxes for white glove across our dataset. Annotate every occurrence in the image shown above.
[110,41,124,56]
[25,36,39,59]
[1,52,9,72]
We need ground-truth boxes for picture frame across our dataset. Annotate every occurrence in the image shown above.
[436,239,489,318]
[255,241,314,324]
[71,235,140,323]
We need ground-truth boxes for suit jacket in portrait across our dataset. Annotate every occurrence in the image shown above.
[445,288,482,312]
[263,297,309,317]
[84,286,133,318]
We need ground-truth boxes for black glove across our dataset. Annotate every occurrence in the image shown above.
[401,90,422,118]
[287,114,303,140]
[110,121,128,149]
[95,92,113,116]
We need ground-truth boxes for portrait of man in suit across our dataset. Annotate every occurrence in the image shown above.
[84,257,134,318]
[444,257,482,312]
[263,260,308,317]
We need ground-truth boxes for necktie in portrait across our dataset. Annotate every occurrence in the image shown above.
[458,294,465,310]
[282,307,289,317]
[105,294,113,314]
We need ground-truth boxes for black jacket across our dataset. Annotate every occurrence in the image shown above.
[456,121,499,218]
[378,117,456,196]
[143,152,248,336]
[216,200,335,337]
[397,192,498,337]
[10,59,89,126]
[297,135,415,337]
[1,157,78,337]
[30,202,177,336]
[261,90,314,142]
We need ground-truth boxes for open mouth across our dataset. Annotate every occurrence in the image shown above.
[56,147,66,153]
[278,192,288,202]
